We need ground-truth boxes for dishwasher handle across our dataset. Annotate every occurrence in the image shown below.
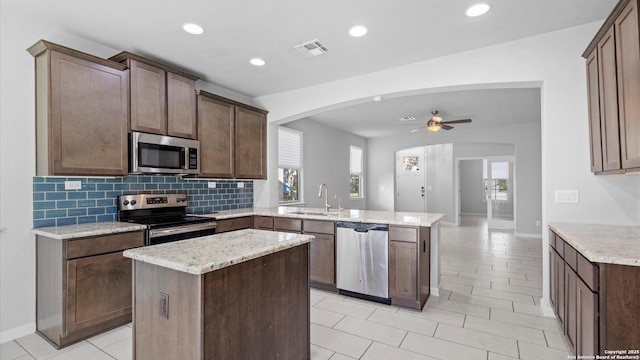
[336,222,388,233]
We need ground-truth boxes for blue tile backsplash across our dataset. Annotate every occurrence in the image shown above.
[33,176,253,228]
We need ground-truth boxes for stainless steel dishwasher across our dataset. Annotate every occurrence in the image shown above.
[336,222,390,304]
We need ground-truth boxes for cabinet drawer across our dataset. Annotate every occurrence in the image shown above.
[65,231,144,259]
[254,216,274,229]
[216,216,253,233]
[564,243,577,271]
[274,217,302,232]
[577,252,599,292]
[303,220,334,234]
[389,226,417,243]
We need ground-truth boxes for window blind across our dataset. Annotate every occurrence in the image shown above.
[278,127,302,169]
[350,146,363,174]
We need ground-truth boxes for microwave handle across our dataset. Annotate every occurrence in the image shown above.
[181,148,186,169]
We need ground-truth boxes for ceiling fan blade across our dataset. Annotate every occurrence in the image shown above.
[410,126,427,133]
[441,124,454,130]
[441,119,472,124]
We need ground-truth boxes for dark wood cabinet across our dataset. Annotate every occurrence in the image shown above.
[388,226,430,310]
[303,220,336,289]
[235,106,267,179]
[215,216,253,233]
[28,40,129,176]
[196,91,268,179]
[549,229,640,356]
[253,216,274,230]
[197,93,235,178]
[274,217,302,232]
[110,52,198,140]
[583,0,640,174]
[36,230,144,348]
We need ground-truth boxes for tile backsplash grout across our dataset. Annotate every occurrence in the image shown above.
[33,176,253,228]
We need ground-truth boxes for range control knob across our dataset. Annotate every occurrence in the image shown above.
[130,200,137,205]
[181,197,187,202]
[123,200,129,206]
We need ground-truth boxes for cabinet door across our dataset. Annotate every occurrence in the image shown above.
[549,247,557,309]
[235,106,267,179]
[577,278,598,357]
[553,250,566,327]
[197,95,235,178]
[597,27,622,172]
[129,60,167,135]
[586,50,604,173]
[309,233,335,285]
[66,251,132,333]
[49,51,128,176]
[215,217,253,233]
[565,266,577,354]
[167,72,197,139]
[615,0,640,170]
[389,240,418,301]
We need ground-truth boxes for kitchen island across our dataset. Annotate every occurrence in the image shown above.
[123,229,314,360]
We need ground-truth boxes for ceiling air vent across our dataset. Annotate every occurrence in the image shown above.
[398,116,416,122]
[294,39,329,58]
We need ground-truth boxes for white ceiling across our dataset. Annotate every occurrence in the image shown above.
[7,0,615,138]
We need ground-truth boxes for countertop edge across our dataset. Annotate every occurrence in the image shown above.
[123,230,314,275]
[32,222,147,240]
[549,223,640,267]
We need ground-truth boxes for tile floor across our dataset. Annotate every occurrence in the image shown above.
[1,216,570,360]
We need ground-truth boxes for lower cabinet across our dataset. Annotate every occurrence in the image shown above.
[36,231,144,348]
[215,216,253,233]
[303,220,336,290]
[549,229,640,356]
[388,226,430,310]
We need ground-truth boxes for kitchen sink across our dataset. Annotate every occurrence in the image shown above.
[288,211,334,216]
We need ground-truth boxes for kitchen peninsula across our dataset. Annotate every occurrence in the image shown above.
[123,229,313,360]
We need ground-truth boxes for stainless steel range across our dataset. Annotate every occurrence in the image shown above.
[118,193,217,246]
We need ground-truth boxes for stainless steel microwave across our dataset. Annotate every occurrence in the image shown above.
[129,131,200,175]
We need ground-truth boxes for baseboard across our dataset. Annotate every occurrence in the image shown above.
[430,285,442,297]
[539,298,556,318]
[0,322,35,343]
[514,232,542,239]
[440,221,457,227]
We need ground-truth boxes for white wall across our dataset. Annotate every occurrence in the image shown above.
[282,119,367,210]
[254,22,640,309]
[425,144,455,223]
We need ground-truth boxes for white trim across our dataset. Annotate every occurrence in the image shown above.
[539,298,556,318]
[0,322,35,343]
[515,232,542,239]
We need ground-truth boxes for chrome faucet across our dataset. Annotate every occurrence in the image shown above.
[318,184,332,212]
[334,194,343,212]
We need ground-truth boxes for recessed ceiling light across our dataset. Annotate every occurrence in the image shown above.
[349,25,368,37]
[373,96,383,102]
[249,58,266,66]
[182,23,204,35]
[466,3,491,17]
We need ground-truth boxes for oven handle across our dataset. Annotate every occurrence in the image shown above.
[149,222,217,238]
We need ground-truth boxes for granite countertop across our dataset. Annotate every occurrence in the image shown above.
[197,206,446,227]
[549,223,640,266]
[123,229,313,275]
[32,221,147,240]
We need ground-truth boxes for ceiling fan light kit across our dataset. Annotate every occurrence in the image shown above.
[404,110,472,132]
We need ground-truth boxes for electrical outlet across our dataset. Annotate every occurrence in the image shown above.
[64,181,82,190]
[208,182,216,189]
[237,182,244,188]
[159,293,169,319]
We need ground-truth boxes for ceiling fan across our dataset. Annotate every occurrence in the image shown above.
[405,110,472,132]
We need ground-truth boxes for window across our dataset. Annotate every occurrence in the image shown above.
[483,160,510,201]
[350,146,363,198]
[278,127,302,203]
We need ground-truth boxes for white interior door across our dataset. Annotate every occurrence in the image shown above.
[485,157,515,229]
[396,148,426,212]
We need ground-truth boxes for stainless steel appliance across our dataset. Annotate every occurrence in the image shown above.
[129,131,200,175]
[118,193,216,246]
[336,222,390,304]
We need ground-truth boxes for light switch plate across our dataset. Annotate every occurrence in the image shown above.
[64,181,82,190]
[237,182,244,188]
[208,182,216,189]
[554,190,579,203]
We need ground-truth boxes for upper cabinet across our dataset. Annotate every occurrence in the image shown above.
[197,91,267,179]
[583,0,640,174]
[110,52,198,140]
[28,40,129,176]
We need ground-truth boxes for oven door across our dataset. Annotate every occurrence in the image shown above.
[130,131,200,174]
[147,221,217,246]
